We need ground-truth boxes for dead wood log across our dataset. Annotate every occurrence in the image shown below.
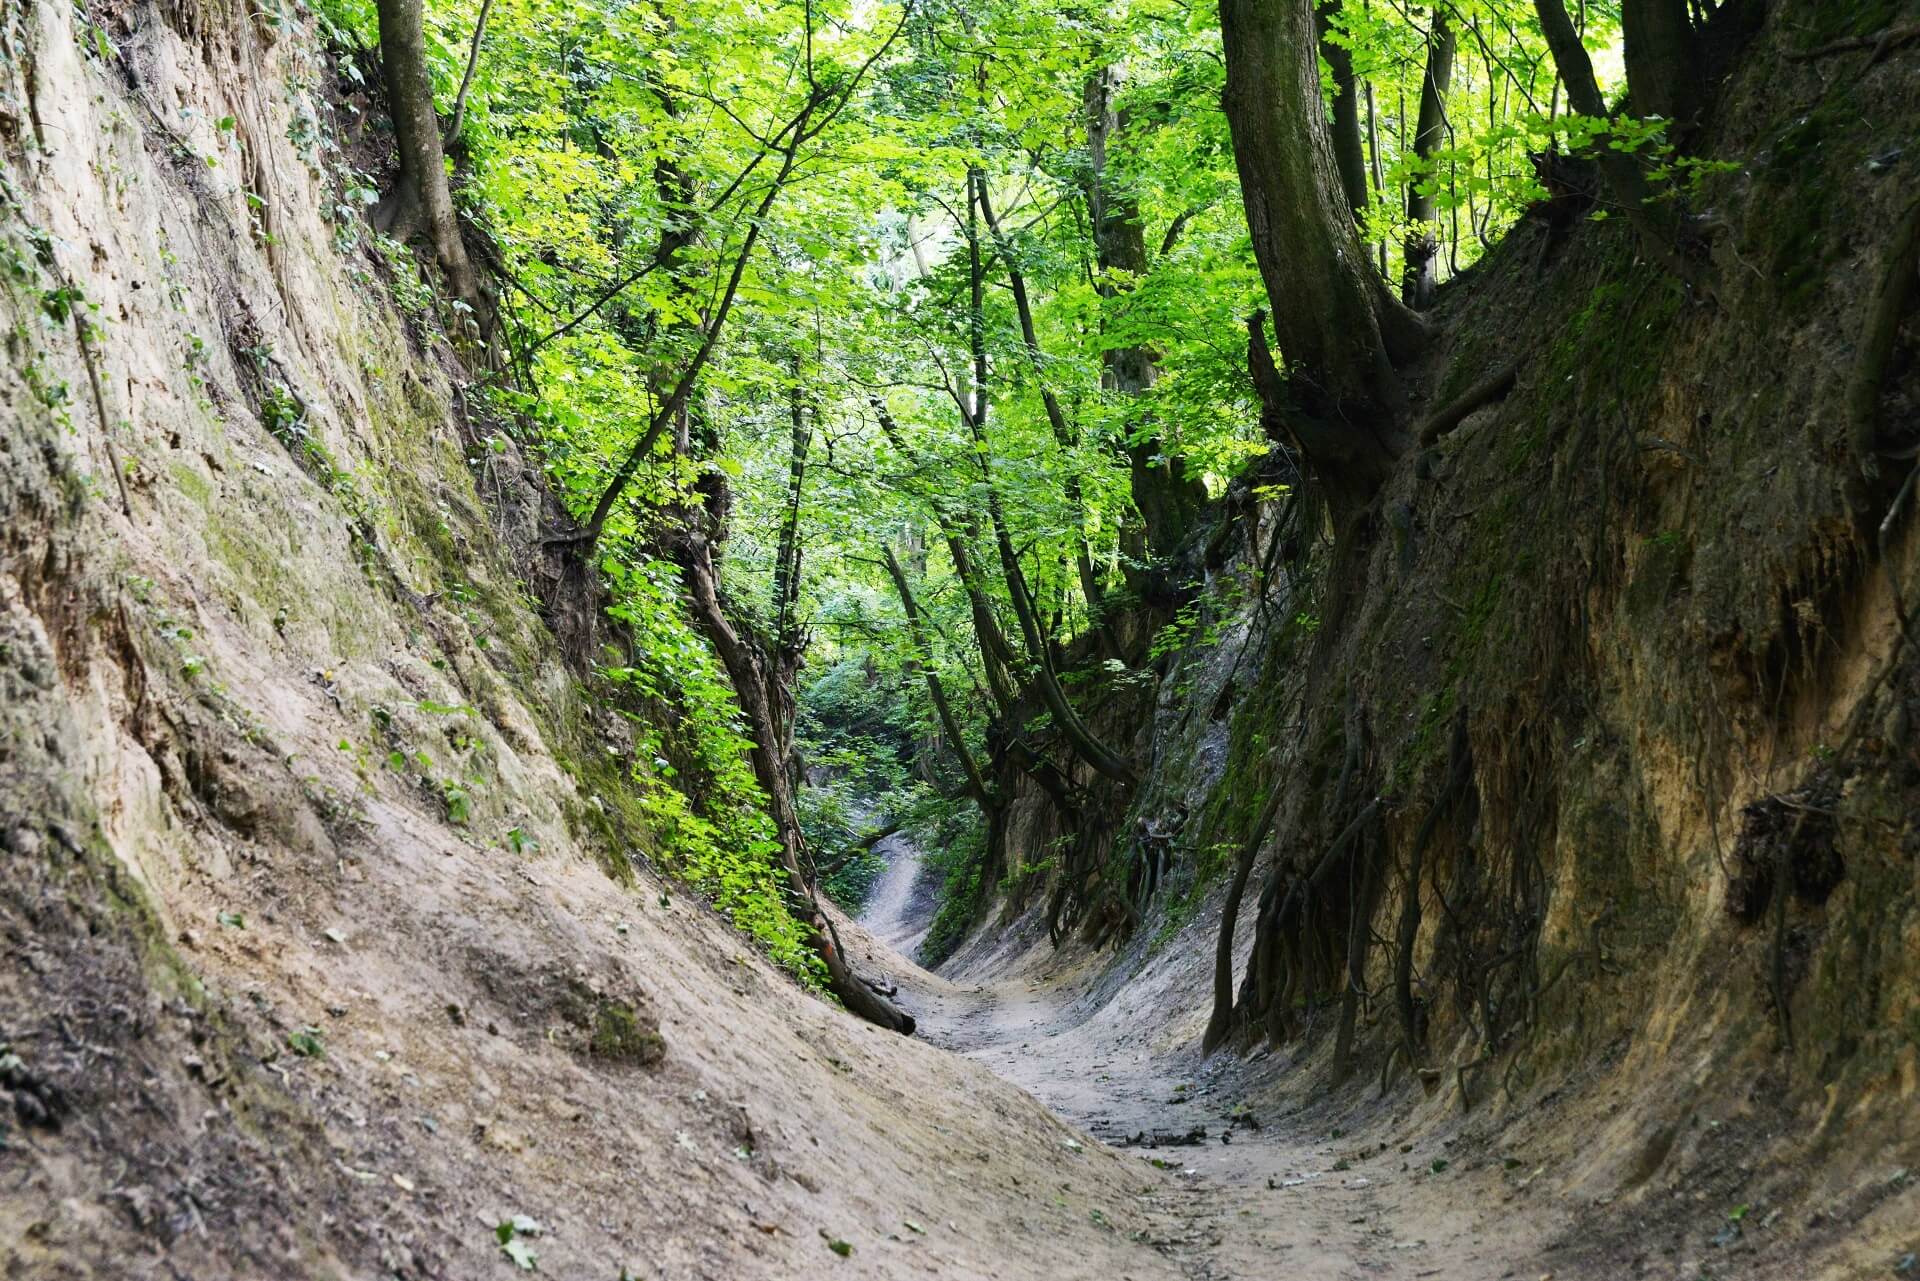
[1118,1126,1209,1148]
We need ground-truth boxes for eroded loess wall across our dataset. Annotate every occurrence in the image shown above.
[0,3,1181,1278]
[970,3,1919,1270]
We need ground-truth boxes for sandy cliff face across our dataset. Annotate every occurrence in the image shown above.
[2,0,1914,1275]
[0,4,1188,1277]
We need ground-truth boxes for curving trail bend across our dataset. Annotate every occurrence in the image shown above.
[852,834,1558,1281]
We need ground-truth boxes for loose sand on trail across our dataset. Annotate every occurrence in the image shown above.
[850,838,1562,1281]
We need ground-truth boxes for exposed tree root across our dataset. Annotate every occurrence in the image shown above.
[1394,711,1475,1065]
[69,295,133,520]
[1204,784,1288,1054]
[1786,24,1920,63]
[1848,195,1920,474]
[1419,360,1522,445]
[1331,817,1385,1084]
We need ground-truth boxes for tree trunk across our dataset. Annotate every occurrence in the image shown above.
[884,538,1013,901]
[565,9,909,550]
[1623,0,1700,128]
[980,480,1140,788]
[576,166,779,545]
[444,0,493,144]
[1532,0,1702,285]
[943,523,1025,717]
[1402,9,1457,310]
[973,177,1120,661]
[1083,67,1208,571]
[1246,312,1399,528]
[770,363,811,659]
[1316,1,1371,223]
[767,373,810,770]
[816,822,904,878]
[1220,0,1426,509]
[374,0,483,314]
[883,545,996,813]
[963,175,1139,788]
[866,397,1027,718]
[1366,78,1388,274]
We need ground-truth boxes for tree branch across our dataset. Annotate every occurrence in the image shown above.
[444,0,493,143]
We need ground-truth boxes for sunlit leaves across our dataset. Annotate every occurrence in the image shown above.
[302,0,1643,974]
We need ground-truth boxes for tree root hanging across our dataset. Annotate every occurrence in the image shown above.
[1204,784,1288,1054]
[1848,195,1920,475]
[71,302,134,519]
[1212,696,1393,1057]
[1331,813,1386,1084]
[1394,710,1475,1066]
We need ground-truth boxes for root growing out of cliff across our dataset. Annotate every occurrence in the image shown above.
[1725,779,1844,926]
[1207,695,1402,1063]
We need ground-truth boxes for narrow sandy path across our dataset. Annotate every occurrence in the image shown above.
[860,833,936,960]
[855,837,1560,1280]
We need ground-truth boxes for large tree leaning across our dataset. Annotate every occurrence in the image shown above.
[373,0,484,314]
[1219,0,1429,520]
[675,513,916,1034]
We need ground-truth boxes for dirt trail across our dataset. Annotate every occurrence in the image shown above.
[855,837,1562,1281]
[860,834,938,961]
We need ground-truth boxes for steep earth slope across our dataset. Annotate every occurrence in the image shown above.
[0,4,1186,1277]
[4,0,1918,1278]
[933,6,1920,1277]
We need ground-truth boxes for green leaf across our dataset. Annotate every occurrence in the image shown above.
[825,1239,853,1257]
[287,1027,324,1057]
